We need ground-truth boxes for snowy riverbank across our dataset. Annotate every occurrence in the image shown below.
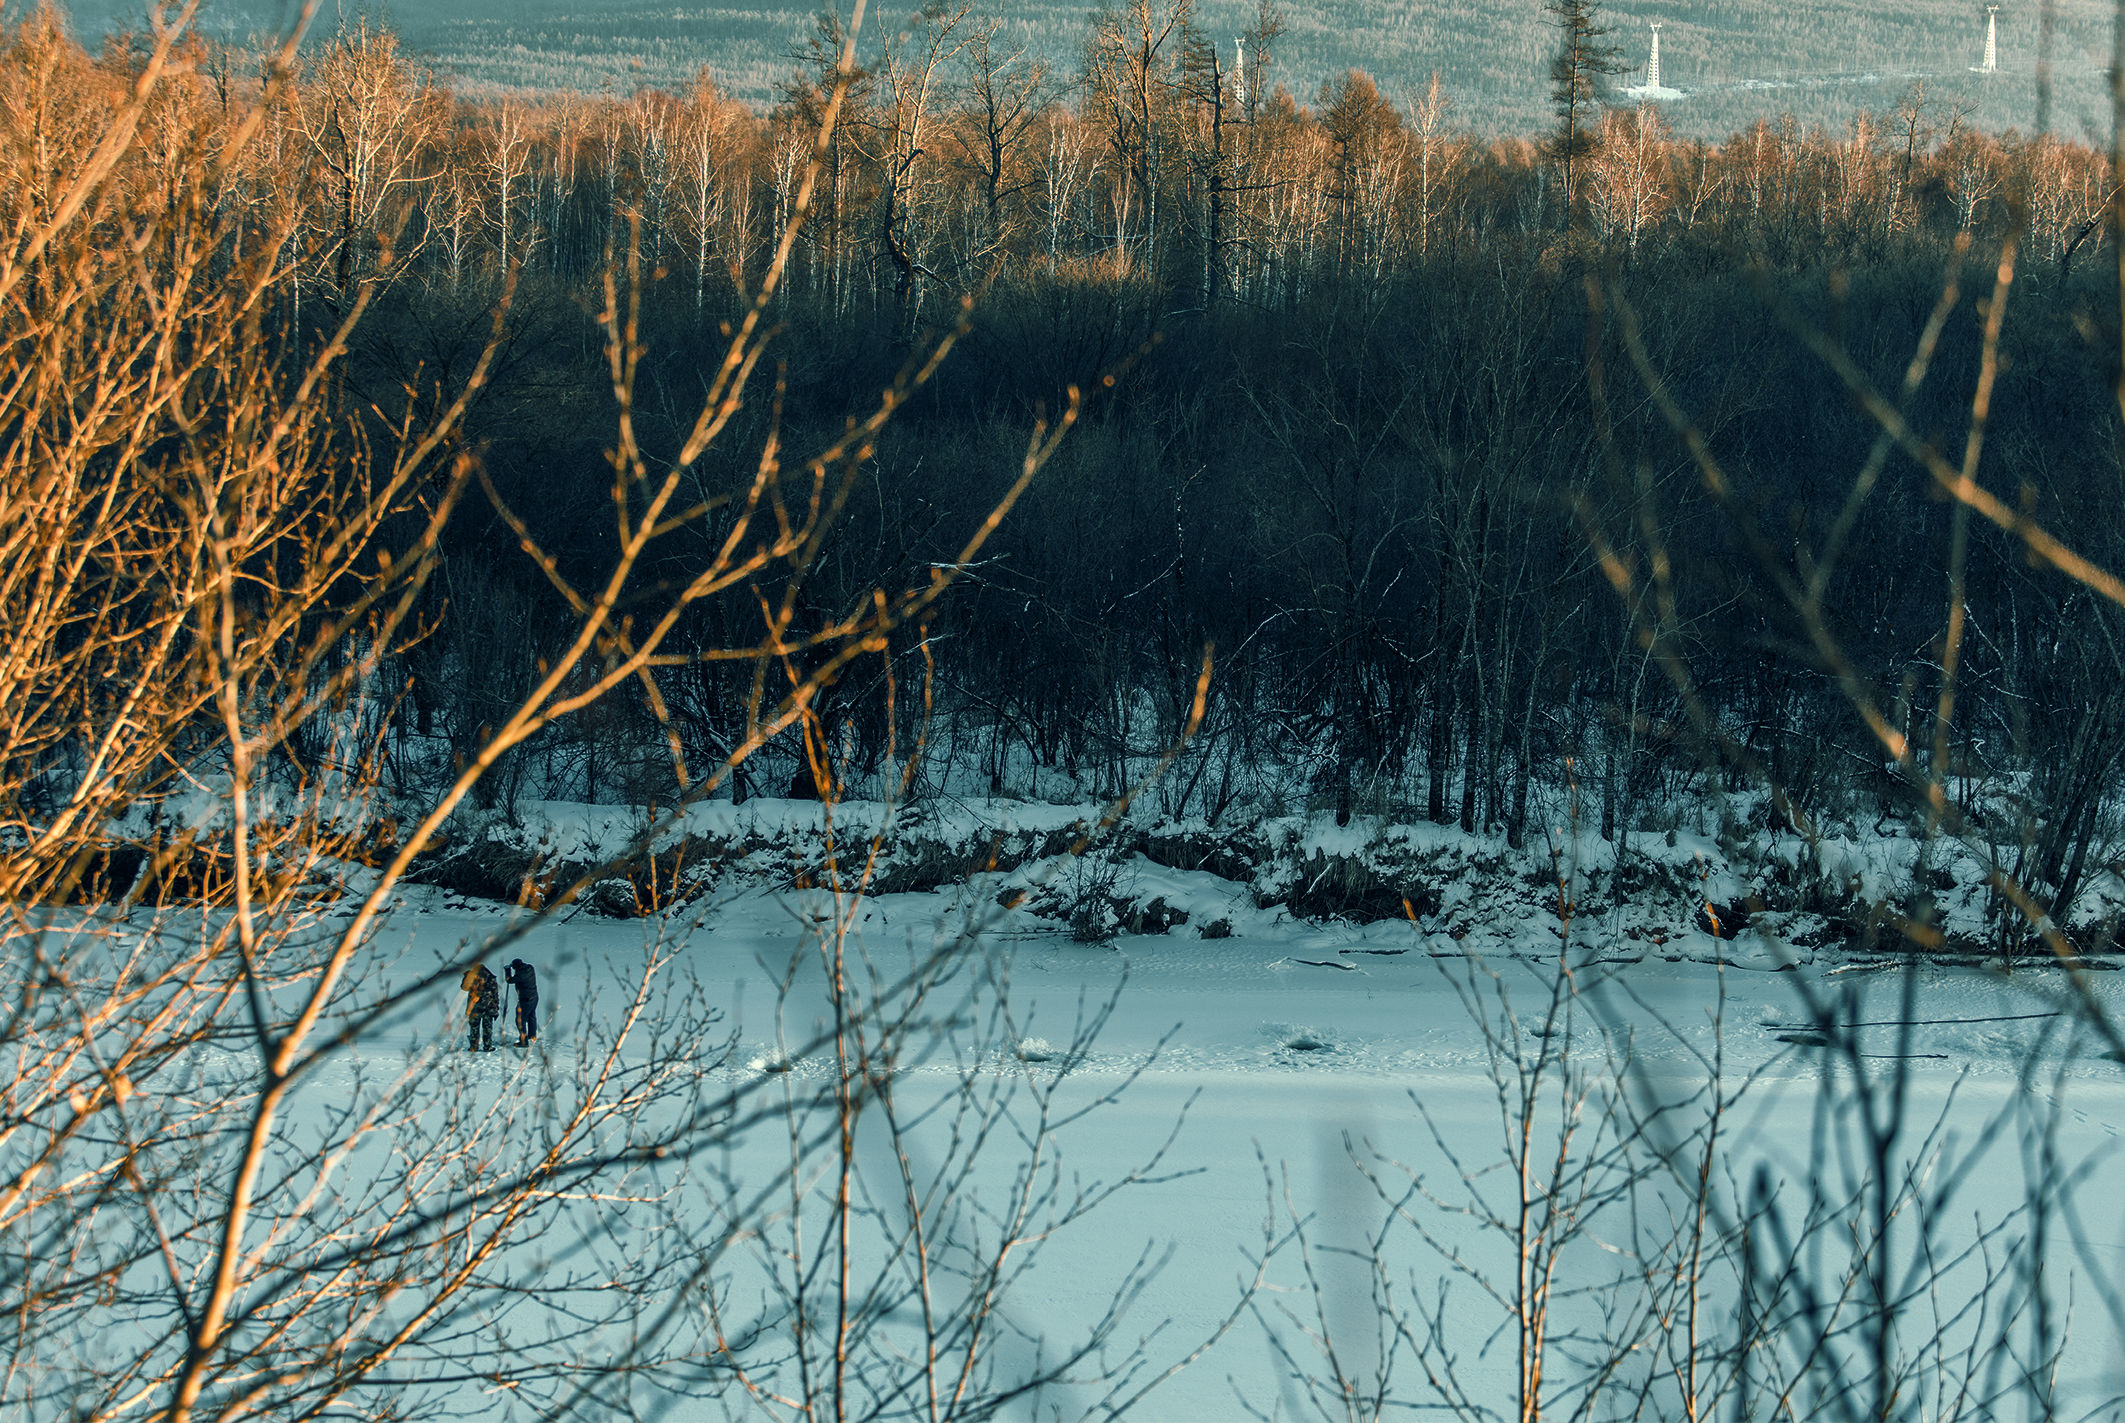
[369,791,2125,970]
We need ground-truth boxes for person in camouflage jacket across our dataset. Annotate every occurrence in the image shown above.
[461,964,500,1051]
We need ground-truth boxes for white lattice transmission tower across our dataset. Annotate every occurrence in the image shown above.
[1646,22,1663,91]
[1971,5,1998,73]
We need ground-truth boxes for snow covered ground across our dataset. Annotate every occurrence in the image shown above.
[43,781,2125,1416]
[377,790,2125,978]
[329,877,2125,1419]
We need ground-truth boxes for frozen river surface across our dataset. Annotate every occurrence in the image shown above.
[330,884,2125,1421]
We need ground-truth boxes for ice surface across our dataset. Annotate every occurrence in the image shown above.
[174,877,2125,1418]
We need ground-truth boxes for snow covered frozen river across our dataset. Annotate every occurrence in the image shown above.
[344,884,2125,1420]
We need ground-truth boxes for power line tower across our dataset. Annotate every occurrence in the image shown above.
[1970,5,1998,73]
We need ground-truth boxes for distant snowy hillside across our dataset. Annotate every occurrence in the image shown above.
[58,0,2116,139]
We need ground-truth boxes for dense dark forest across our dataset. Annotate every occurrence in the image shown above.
[15,1,2125,912]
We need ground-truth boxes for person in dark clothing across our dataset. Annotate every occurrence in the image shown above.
[461,964,500,1051]
[505,958,539,1045]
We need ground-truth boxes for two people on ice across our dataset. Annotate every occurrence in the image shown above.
[459,958,539,1050]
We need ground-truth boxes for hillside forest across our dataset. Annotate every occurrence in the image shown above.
[58,0,2118,142]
